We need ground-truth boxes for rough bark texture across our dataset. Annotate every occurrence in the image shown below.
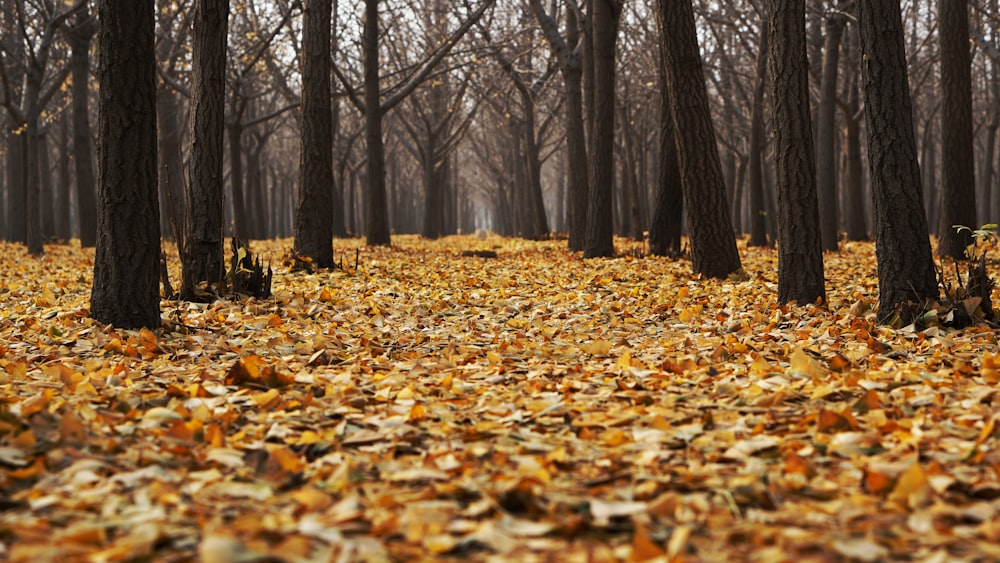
[815,9,846,252]
[657,0,741,278]
[69,10,97,247]
[181,0,228,300]
[857,0,938,322]
[747,18,770,248]
[935,0,977,258]
[90,0,161,329]
[363,0,391,246]
[766,0,825,304]
[294,0,335,267]
[583,0,620,258]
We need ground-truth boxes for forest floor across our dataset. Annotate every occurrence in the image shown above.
[1,234,999,562]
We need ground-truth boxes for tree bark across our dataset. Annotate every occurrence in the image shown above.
[56,114,72,241]
[766,0,825,304]
[90,0,161,328]
[815,8,847,252]
[648,81,683,257]
[857,0,938,323]
[294,0,336,266]
[69,10,97,247]
[363,0,391,246]
[657,0,741,278]
[181,0,228,299]
[936,0,977,258]
[747,18,770,248]
[583,0,620,258]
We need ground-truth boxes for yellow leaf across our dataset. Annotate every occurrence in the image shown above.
[583,340,613,355]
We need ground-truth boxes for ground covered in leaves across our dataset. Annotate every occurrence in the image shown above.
[1,234,999,562]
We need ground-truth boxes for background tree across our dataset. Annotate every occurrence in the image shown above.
[857,0,938,322]
[68,6,96,247]
[530,0,588,251]
[936,0,976,259]
[90,0,160,328]
[766,0,824,304]
[814,2,848,252]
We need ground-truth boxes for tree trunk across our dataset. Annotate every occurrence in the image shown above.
[69,10,97,247]
[815,8,846,252]
[181,0,228,300]
[648,84,683,257]
[156,89,185,244]
[90,0,161,329]
[583,0,620,257]
[844,74,868,241]
[766,0,825,304]
[294,0,335,266]
[56,114,72,241]
[363,0,391,246]
[857,0,938,323]
[748,18,770,248]
[657,0,741,278]
[38,126,55,243]
[936,0,977,258]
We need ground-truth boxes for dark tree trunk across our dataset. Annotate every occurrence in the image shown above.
[657,0,741,278]
[181,0,228,300]
[843,25,868,242]
[748,17,769,248]
[38,126,55,242]
[936,0,977,258]
[648,85,683,257]
[294,0,335,267]
[766,0,825,304]
[56,115,72,241]
[583,0,620,258]
[363,0,391,246]
[69,10,97,247]
[815,8,846,252]
[857,0,938,322]
[90,0,161,329]
[156,89,185,244]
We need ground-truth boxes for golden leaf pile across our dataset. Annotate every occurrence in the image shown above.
[1,236,998,561]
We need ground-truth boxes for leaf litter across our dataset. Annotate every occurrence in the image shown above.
[0,235,999,561]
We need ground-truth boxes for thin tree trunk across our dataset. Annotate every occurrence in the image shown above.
[748,18,770,247]
[815,8,846,251]
[69,10,97,247]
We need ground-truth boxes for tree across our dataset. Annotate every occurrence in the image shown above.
[529,0,589,251]
[814,3,849,252]
[583,0,621,258]
[766,0,825,304]
[857,0,938,322]
[293,0,335,267]
[935,0,976,259]
[747,16,770,248]
[657,0,741,278]
[90,0,160,328]
[648,83,683,257]
[68,8,96,247]
[181,0,228,300]
[341,0,495,246]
